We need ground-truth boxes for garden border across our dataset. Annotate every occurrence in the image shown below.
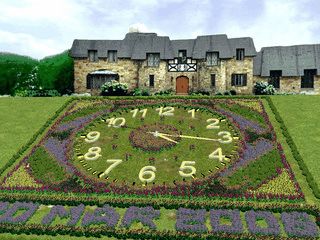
[265,97,320,199]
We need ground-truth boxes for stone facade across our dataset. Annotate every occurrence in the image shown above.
[74,56,255,95]
[253,76,320,94]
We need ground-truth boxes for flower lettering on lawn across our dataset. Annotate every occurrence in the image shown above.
[176,208,207,233]
[121,206,160,230]
[82,204,120,228]
[281,211,319,238]
[210,209,243,234]
[0,201,39,224]
[245,210,280,236]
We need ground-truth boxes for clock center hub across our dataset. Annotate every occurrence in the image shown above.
[129,123,181,151]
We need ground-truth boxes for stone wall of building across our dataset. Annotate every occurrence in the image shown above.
[253,76,320,94]
[75,56,320,95]
[74,58,139,94]
[225,57,254,94]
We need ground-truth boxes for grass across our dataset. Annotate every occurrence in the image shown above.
[73,104,238,186]
[225,149,283,189]
[0,97,69,169]
[270,95,320,187]
[262,98,320,206]
[28,147,68,184]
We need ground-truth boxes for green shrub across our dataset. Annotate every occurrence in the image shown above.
[190,90,210,96]
[254,82,275,95]
[28,147,68,184]
[100,80,128,96]
[131,87,150,96]
[154,89,174,96]
[14,89,61,97]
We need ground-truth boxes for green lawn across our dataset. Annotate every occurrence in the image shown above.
[270,95,320,186]
[0,97,69,169]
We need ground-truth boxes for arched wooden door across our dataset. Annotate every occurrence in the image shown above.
[176,76,189,95]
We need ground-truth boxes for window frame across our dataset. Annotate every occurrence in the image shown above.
[147,53,160,67]
[231,74,247,86]
[210,74,216,87]
[301,69,316,88]
[108,50,118,63]
[178,50,187,64]
[206,52,219,66]
[236,48,245,61]
[269,70,282,89]
[149,75,155,88]
[88,50,98,62]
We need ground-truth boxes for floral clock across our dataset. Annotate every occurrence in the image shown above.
[73,104,241,186]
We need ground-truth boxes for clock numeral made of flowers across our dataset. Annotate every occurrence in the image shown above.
[130,108,148,118]
[156,106,174,116]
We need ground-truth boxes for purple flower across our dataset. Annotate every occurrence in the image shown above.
[216,108,267,134]
[176,208,207,233]
[210,209,243,234]
[281,211,318,238]
[121,206,160,230]
[67,204,85,226]
[245,210,280,236]
[0,201,39,224]
[0,202,9,215]
[220,139,273,177]
[41,205,69,225]
[82,204,119,228]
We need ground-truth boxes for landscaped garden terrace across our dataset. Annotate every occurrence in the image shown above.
[0,96,318,239]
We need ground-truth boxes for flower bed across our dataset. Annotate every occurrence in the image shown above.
[0,96,317,239]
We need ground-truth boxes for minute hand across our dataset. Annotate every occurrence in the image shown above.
[159,132,220,141]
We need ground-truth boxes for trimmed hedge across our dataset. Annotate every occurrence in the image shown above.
[265,97,320,199]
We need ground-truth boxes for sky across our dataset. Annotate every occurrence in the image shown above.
[0,0,319,59]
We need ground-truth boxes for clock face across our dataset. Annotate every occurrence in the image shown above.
[73,103,240,187]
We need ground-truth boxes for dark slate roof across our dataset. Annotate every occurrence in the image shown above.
[253,44,320,76]
[70,32,257,60]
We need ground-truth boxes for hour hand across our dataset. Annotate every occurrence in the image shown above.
[147,131,178,144]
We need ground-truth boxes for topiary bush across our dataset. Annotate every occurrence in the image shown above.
[254,82,275,95]
[100,80,128,96]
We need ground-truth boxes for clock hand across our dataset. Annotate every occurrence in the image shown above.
[158,134,178,144]
[154,132,221,142]
[147,131,178,144]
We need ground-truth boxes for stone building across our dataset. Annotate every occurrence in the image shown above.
[70,32,320,95]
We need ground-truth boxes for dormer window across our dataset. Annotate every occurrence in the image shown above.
[147,53,160,67]
[88,50,98,62]
[178,50,187,64]
[108,50,117,62]
[236,48,245,61]
[206,52,219,66]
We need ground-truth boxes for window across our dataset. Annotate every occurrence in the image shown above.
[178,50,187,64]
[88,50,98,62]
[206,52,219,66]
[86,74,119,89]
[269,70,282,89]
[108,50,117,62]
[211,74,216,87]
[149,75,155,88]
[231,74,247,86]
[301,69,316,88]
[147,53,160,67]
[236,48,245,61]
